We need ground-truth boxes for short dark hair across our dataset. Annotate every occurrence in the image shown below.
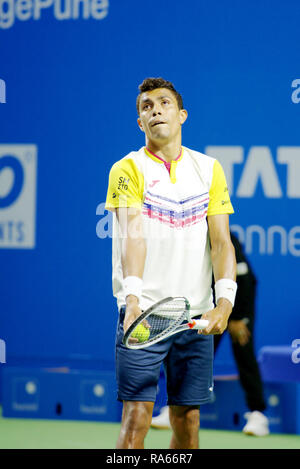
[136,77,183,114]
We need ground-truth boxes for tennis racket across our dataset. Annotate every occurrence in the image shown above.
[122,296,209,349]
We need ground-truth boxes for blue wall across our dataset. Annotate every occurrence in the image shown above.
[1,0,300,372]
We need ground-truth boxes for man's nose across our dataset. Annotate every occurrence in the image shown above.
[152,103,162,116]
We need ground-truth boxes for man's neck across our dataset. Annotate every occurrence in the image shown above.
[146,140,182,163]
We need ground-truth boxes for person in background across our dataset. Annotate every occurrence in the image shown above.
[151,232,269,437]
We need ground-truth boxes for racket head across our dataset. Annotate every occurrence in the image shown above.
[123,296,190,349]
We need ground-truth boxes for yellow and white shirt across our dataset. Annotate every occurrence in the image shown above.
[105,146,234,315]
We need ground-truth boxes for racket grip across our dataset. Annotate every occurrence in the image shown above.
[188,319,209,330]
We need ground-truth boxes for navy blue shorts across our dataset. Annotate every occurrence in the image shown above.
[115,306,214,406]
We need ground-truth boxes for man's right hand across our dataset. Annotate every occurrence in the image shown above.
[124,295,143,335]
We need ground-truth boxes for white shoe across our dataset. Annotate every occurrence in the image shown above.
[242,411,270,436]
[151,406,171,429]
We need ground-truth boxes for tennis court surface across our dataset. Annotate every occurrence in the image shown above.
[1,409,299,449]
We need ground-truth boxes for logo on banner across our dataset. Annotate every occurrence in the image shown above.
[0,0,109,29]
[0,145,37,249]
[205,145,300,257]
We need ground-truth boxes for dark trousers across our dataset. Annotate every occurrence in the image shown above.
[214,317,266,412]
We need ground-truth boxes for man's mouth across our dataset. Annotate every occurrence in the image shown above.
[151,121,166,127]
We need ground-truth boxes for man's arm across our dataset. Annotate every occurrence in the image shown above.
[201,214,237,335]
[116,207,146,334]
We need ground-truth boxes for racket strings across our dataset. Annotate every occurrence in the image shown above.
[151,299,188,319]
[130,299,189,344]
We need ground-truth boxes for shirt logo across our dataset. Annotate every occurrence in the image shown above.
[149,180,160,188]
[118,177,130,190]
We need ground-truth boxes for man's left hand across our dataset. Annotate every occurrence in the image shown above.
[199,298,232,335]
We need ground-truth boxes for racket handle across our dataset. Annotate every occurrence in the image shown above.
[188,319,209,330]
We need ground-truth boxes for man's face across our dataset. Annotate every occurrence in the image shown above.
[137,88,187,143]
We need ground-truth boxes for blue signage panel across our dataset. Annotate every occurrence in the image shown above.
[0,0,299,374]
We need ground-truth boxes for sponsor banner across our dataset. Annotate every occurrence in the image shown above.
[0,145,37,249]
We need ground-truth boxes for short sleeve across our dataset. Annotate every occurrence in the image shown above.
[207,160,234,216]
[105,157,144,211]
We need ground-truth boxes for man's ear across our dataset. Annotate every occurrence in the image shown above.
[179,109,188,125]
[137,118,145,132]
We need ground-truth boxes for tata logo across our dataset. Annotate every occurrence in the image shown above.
[0,145,37,248]
[205,146,300,198]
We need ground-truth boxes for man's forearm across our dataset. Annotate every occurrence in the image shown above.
[121,236,146,279]
[117,207,147,280]
[116,208,146,307]
[211,240,236,283]
[121,236,146,329]
[211,240,236,314]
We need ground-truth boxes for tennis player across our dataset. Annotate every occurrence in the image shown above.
[105,77,237,449]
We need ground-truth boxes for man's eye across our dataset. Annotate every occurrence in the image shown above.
[143,104,151,110]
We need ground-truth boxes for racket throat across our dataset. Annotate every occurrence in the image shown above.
[187,320,196,329]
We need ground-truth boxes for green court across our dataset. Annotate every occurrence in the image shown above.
[0,409,299,449]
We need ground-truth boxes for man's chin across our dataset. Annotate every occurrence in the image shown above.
[149,130,170,141]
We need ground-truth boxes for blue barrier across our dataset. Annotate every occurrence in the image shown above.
[154,370,300,434]
[2,366,122,422]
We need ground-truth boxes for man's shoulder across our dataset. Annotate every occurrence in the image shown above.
[184,146,216,165]
[108,148,145,182]
[183,147,217,176]
[110,147,145,169]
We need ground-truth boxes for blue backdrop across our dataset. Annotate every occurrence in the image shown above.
[1,0,300,374]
